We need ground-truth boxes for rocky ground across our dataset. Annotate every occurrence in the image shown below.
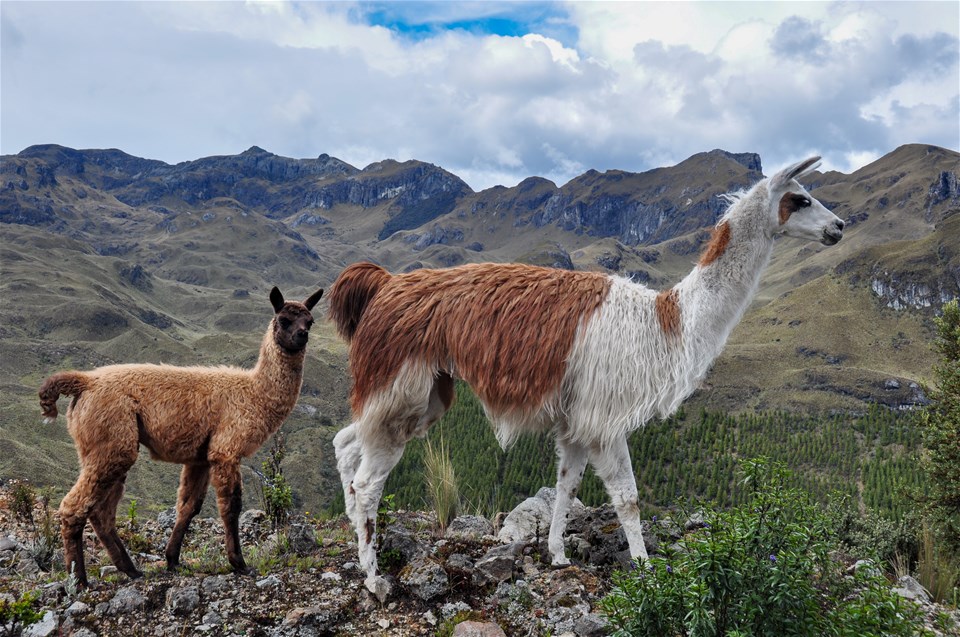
[0,483,957,637]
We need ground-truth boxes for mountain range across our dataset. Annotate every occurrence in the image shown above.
[1,142,957,514]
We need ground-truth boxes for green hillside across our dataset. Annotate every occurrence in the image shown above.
[376,383,922,521]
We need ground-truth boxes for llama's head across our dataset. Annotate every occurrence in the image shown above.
[269,286,324,354]
[766,156,844,246]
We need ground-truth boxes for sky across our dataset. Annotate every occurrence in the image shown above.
[1,1,958,192]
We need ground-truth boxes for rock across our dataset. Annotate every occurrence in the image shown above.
[257,574,282,589]
[400,556,450,601]
[286,523,318,555]
[849,559,881,578]
[440,600,474,619]
[22,610,57,637]
[320,571,342,582]
[0,536,18,552]
[107,586,145,615]
[565,504,633,566]
[201,574,232,596]
[474,542,524,585]
[381,524,429,562]
[66,601,91,616]
[499,487,585,544]
[202,609,223,626]
[240,509,268,535]
[452,621,508,637]
[893,575,931,603]
[166,585,200,616]
[70,629,97,637]
[157,507,177,529]
[446,515,494,540]
[573,613,610,637]
[275,606,340,636]
[377,618,390,629]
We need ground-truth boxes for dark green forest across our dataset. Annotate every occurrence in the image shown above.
[364,383,923,521]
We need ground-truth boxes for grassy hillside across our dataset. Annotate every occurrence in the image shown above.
[0,144,956,518]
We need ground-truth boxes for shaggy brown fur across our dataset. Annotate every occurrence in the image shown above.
[38,286,322,588]
[699,220,731,266]
[655,287,681,341]
[327,262,611,417]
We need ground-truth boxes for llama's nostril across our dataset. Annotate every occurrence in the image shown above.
[835,219,845,231]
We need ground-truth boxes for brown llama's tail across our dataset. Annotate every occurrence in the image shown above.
[327,262,392,341]
[39,371,89,419]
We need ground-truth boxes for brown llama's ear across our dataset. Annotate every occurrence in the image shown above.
[270,287,285,314]
[303,288,324,311]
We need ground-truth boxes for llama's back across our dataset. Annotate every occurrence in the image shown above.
[347,262,613,423]
[59,363,255,463]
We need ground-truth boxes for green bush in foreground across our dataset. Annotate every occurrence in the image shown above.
[600,458,930,637]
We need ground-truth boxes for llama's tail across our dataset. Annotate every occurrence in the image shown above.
[38,371,89,419]
[327,262,392,341]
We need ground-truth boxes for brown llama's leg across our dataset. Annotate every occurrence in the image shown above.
[88,480,142,580]
[210,460,250,575]
[60,468,133,587]
[165,463,211,570]
[59,477,90,589]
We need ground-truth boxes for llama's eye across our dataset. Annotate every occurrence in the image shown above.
[279,318,292,329]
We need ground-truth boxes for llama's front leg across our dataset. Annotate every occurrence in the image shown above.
[165,463,211,570]
[591,436,649,563]
[88,480,142,580]
[333,423,362,524]
[210,460,250,575]
[549,439,588,566]
[351,442,405,602]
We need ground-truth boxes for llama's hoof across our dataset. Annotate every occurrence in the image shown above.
[364,575,391,603]
[126,569,144,580]
[550,554,571,568]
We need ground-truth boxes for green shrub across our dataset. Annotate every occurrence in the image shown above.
[256,433,294,531]
[0,589,43,630]
[599,458,930,637]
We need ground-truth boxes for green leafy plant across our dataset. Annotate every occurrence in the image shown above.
[0,589,44,631]
[600,458,930,637]
[255,432,294,531]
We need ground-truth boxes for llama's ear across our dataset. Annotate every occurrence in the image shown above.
[270,287,285,314]
[770,156,821,190]
[303,288,324,311]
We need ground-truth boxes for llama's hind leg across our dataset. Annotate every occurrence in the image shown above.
[210,460,250,575]
[590,435,649,563]
[60,468,134,587]
[333,423,362,525]
[165,463,211,570]
[351,440,405,602]
[549,438,589,566]
[88,480,142,580]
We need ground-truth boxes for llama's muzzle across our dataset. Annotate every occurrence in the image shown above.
[821,218,844,245]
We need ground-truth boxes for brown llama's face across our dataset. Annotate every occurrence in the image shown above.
[274,304,315,353]
[268,286,323,354]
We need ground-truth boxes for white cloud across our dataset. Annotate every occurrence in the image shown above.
[1,1,957,191]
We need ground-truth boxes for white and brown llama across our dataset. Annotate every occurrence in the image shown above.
[327,157,844,600]
[38,286,323,588]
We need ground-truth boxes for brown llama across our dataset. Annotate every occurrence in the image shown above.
[38,286,323,587]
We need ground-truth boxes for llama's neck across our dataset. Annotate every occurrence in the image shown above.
[251,326,305,428]
[678,193,775,371]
